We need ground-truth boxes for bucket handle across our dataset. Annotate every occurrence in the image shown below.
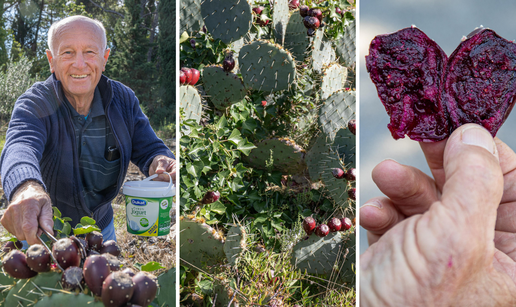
[142,172,174,196]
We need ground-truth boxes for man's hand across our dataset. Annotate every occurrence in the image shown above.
[1,181,54,245]
[361,124,516,306]
[149,155,176,183]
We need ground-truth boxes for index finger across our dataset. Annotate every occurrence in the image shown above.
[419,139,448,192]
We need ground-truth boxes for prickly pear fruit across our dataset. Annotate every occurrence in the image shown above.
[61,266,85,291]
[181,67,192,85]
[122,268,136,277]
[2,250,37,279]
[315,224,330,237]
[26,244,51,272]
[348,188,356,201]
[2,240,23,253]
[348,119,356,135]
[100,240,121,257]
[303,16,319,29]
[288,0,299,10]
[335,7,342,15]
[189,68,200,86]
[223,55,236,72]
[299,5,309,17]
[180,70,186,85]
[309,8,322,22]
[345,168,356,181]
[129,272,158,306]
[52,238,81,270]
[201,191,220,204]
[341,217,352,230]
[327,218,342,232]
[307,28,316,37]
[101,272,135,307]
[331,168,345,179]
[86,231,103,252]
[102,253,122,271]
[252,6,264,15]
[83,255,111,296]
[302,217,316,235]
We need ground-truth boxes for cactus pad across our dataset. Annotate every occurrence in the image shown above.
[312,29,336,73]
[239,40,296,92]
[202,65,247,110]
[0,270,16,303]
[180,0,203,34]
[33,293,103,306]
[155,267,176,306]
[180,85,203,135]
[340,232,356,285]
[245,138,306,174]
[335,19,356,68]
[5,272,62,306]
[272,0,289,45]
[180,216,225,270]
[201,0,253,45]
[291,232,345,277]
[283,11,311,62]
[334,127,356,169]
[320,63,348,100]
[212,279,241,307]
[318,90,356,141]
[223,225,247,266]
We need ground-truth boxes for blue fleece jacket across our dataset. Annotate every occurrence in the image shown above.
[0,74,174,230]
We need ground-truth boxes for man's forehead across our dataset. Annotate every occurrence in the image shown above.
[54,21,104,43]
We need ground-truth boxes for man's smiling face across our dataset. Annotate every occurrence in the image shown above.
[46,20,109,104]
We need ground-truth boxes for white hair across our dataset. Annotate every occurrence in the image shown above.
[47,15,107,55]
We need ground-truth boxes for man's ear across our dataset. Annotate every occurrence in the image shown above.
[45,50,55,73]
[103,48,110,71]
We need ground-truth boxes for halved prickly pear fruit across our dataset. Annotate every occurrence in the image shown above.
[61,266,85,291]
[2,250,38,279]
[52,238,81,270]
[2,240,23,253]
[101,271,135,307]
[129,272,158,306]
[315,224,330,237]
[83,254,111,296]
[26,244,51,272]
[102,253,122,271]
[327,218,342,232]
[86,231,103,252]
[100,240,121,257]
[302,217,316,235]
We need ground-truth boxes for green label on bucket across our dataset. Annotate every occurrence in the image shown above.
[126,195,172,236]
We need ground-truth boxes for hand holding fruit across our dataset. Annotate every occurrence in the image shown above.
[149,155,176,183]
[1,180,54,245]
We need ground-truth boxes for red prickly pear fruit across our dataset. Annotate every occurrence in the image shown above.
[261,100,267,107]
[100,240,121,257]
[252,6,264,15]
[331,168,345,179]
[345,168,356,181]
[288,0,300,10]
[102,253,122,272]
[181,67,192,85]
[309,8,323,22]
[189,68,200,86]
[335,7,342,15]
[257,18,270,26]
[129,272,159,306]
[303,16,319,29]
[299,5,309,17]
[223,56,235,72]
[179,70,186,85]
[122,268,136,277]
[307,28,316,37]
[315,224,330,237]
[202,191,220,204]
[26,244,51,273]
[348,119,356,135]
[302,216,316,235]
[61,266,85,291]
[83,255,111,296]
[2,250,38,279]
[52,238,81,270]
[2,240,23,253]
[101,272,135,307]
[86,231,103,252]
[348,188,356,201]
[341,217,352,230]
[327,217,342,232]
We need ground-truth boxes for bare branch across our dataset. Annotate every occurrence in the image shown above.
[88,0,125,18]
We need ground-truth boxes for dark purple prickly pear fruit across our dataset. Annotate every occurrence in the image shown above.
[223,56,236,72]
[100,240,121,257]
[348,119,356,135]
[190,38,196,48]
[299,5,309,17]
[129,272,158,306]
[366,27,449,142]
[348,188,356,201]
[302,217,316,235]
[443,28,516,137]
[307,28,316,37]
[252,6,264,15]
[309,8,322,22]
[2,250,37,279]
[180,70,186,85]
[181,67,193,85]
[327,218,342,232]
[2,240,23,253]
[315,224,330,237]
[61,266,85,291]
[52,238,81,270]
[101,272,135,307]
[341,217,352,230]
[257,18,270,27]
[288,0,299,10]
[335,7,342,15]
[83,255,111,296]
[345,168,356,181]
[102,253,122,272]
[87,250,100,257]
[122,268,136,277]
[71,236,87,261]
[303,16,319,29]
[201,191,220,204]
[331,168,345,179]
[26,244,51,273]
[86,231,103,252]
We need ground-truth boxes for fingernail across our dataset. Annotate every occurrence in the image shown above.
[362,200,383,210]
[461,126,495,154]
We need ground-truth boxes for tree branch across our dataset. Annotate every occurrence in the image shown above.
[88,0,124,18]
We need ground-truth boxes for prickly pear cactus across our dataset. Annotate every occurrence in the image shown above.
[340,232,356,285]
[312,29,337,73]
[155,267,177,306]
[223,225,247,266]
[239,40,296,92]
[180,0,203,34]
[245,138,306,174]
[291,232,345,277]
[33,293,104,306]
[318,90,356,141]
[5,272,62,306]
[335,19,356,69]
[180,216,225,270]
[202,66,247,110]
[213,279,242,307]
[201,0,253,45]
[0,270,16,303]
[320,63,348,100]
[272,0,289,45]
[282,11,311,62]
[334,127,356,169]
[180,85,203,133]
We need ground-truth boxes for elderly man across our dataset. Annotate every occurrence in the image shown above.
[0,15,176,246]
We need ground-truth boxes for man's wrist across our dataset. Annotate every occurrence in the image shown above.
[11,180,47,203]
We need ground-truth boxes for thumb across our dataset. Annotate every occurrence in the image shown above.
[39,201,54,235]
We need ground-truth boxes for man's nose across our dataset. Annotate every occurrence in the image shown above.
[73,52,87,68]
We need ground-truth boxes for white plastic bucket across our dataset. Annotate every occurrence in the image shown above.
[122,173,175,237]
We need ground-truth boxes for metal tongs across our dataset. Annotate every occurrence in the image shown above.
[37,227,65,272]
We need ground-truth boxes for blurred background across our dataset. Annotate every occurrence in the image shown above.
[359,0,516,254]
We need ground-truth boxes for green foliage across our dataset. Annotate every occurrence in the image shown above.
[0,56,35,122]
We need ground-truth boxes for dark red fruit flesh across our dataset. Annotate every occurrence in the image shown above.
[309,9,322,22]
[202,191,220,204]
[345,168,356,181]
[288,0,300,10]
[61,266,85,290]
[331,168,345,179]
[179,70,186,85]
[100,240,121,257]
[223,57,235,72]
[348,119,356,135]
[181,67,192,85]
[102,253,122,271]
[189,68,200,86]
[443,29,516,137]
[348,188,356,201]
[26,244,51,273]
[2,240,23,253]
[327,218,342,232]
[130,272,158,306]
[2,250,37,279]
[86,231,103,252]
[102,272,135,307]
[299,5,309,17]
[341,217,352,230]
[83,255,111,296]
[366,27,449,142]
[52,238,81,270]
[315,224,330,237]
[302,217,316,235]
